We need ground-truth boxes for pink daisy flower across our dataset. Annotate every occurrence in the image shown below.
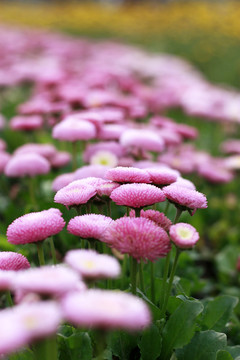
[0,151,11,174]
[120,128,164,153]
[163,184,207,212]
[61,289,151,331]
[110,183,166,208]
[52,118,96,142]
[5,153,50,177]
[0,252,30,271]
[50,151,71,168]
[65,249,120,279]
[0,308,29,356]
[0,139,7,151]
[14,143,56,159]
[12,265,84,297]
[96,181,120,198]
[90,150,118,168]
[14,301,62,342]
[175,177,196,190]
[74,165,110,181]
[169,223,199,249]
[67,214,112,241]
[83,141,125,163]
[130,209,172,231]
[10,115,43,131]
[104,217,171,262]
[0,270,15,291]
[146,167,177,186]
[7,208,65,245]
[52,172,75,192]
[54,183,97,207]
[106,167,151,184]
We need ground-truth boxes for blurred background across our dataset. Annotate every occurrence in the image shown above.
[1,0,240,87]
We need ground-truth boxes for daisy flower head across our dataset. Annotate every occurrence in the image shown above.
[106,166,151,184]
[7,208,65,245]
[163,184,207,213]
[54,182,97,208]
[104,217,171,262]
[65,249,121,279]
[0,252,30,271]
[169,223,199,249]
[61,289,151,331]
[5,153,50,177]
[110,183,166,208]
[67,214,112,241]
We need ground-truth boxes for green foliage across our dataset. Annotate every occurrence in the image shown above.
[138,324,162,360]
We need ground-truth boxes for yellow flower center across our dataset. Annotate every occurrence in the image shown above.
[176,227,193,240]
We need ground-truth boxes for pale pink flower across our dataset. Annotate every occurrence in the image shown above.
[83,141,125,163]
[221,139,240,154]
[169,223,199,248]
[96,181,120,198]
[65,249,120,279]
[0,152,11,174]
[74,165,110,181]
[12,265,84,297]
[10,115,43,131]
[175,177,196,190]
[14,301,62,341]
[52,172,75,192]
[54,183,96,207]
[52,118,96,142]
[104,217,171,261]
[130,209,172,231]
[5,153,50,177]
[0,270,15,291]
[146,167,177,185]
[224,155,240,170]
[198,163,234,183]
[67,214,112,241]
[106,167,151,184]
[0,252,30,271]
[49,151,71,168]
[0,308,29,356]
[7,208,65,245]
[163,184,207,211]
[61,289,151,330]
[0,139,6,151]
[14,143,56,159]
[120,128,164,152]
[98,124,126,140]
[110,183,166,208]
[90,150,118,168]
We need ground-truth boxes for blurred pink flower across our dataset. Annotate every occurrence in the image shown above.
[104,217,171,261]
[110,183,166,208]
[14,143,56,159]
[74,164,111,181]
[146,167,177,185]
[49,151,71,168]
[52,172,75,192]
[0,151,11,174]
[10,115,43,131]
[7,208,65,245]
[52,118,96,142]
[65,249,120,279]
[61,289,151,330]
[120,128,164,152]
[5,153,50,177]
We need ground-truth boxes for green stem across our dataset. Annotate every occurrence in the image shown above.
[139,260,145,293]
[6,290,14,307]
[174,208,182,224]
[150,262,155,304]
[29,176,37,208]
[161,248,181,320]
[49,237,57,265]
[37,242,45,266]
[130,257,138,295]
[126,206,130,216]
[164,201,170,215]
[34,336,57,360]
[86,202,91,214]
[159,251,171,312]
[135,208,141,217]
[121,255,128,289]
[72,141,78,171]
[107,201,112,217]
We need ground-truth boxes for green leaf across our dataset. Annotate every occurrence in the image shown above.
[202,295,238,331]
[137,288,161,321]
[138,324,162,360]
[109,331,138,359]
[161,298,204,360]
[65,331,92,360]
[226,346,240,359]
[217,350,234,360]
[176,330,227,360]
